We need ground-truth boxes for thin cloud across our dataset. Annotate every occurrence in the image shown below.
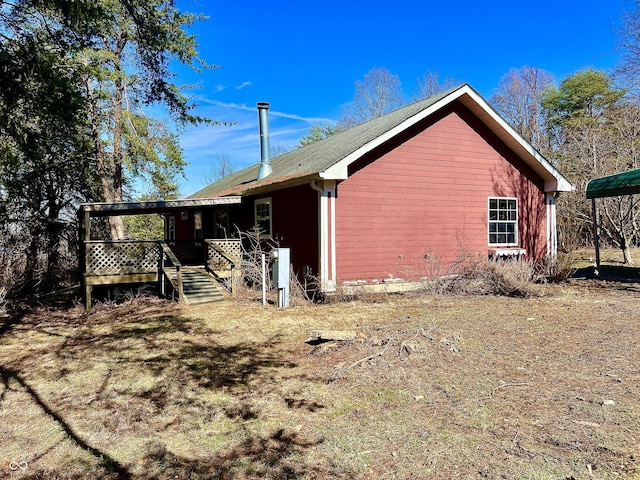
[200,99,334,125]
[213,85,226,92]
[235,81,252,89]
[269,109,334,125]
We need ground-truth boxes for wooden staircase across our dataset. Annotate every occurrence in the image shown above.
[169,266,227,305]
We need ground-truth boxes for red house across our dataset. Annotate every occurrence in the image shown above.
[189,85,573,293]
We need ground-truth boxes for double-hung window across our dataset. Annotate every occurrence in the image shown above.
[488,197,517,246]
[255,198,272,238]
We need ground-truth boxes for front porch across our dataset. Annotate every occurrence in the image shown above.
[78,197,242,310]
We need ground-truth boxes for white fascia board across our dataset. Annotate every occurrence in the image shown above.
[460,88,574,193]
[320,85,574,193]
[319,88,470,180]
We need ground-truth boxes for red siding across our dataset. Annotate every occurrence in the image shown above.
[233,185,320,279]
[335,103,547,284]
[270,184,319,278]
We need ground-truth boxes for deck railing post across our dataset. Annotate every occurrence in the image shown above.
[158,243,165,297]
[160,241,185,304]
[176,264,184,303]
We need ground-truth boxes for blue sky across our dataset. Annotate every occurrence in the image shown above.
[173,0,631,196]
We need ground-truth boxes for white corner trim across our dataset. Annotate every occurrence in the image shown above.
[314,180,337,292]
[546,193,558,256]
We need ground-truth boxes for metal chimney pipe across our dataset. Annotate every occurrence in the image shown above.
[256,102,272,181]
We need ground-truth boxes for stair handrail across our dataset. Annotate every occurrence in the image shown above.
[159,241,185,303]
[205,239,236,294]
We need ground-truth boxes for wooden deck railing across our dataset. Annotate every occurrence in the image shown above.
[160,241,185,304]
[205,239,241,294]
[83,240,161,310]
[82,238,241,310]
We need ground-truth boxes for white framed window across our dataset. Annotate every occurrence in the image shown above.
[488,197,517,246]
[254,198,272,238]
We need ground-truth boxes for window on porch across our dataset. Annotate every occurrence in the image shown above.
[255,198,272,238]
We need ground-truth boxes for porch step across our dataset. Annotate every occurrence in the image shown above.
[169,267,227,305]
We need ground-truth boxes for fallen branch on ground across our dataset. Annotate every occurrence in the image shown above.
[490,381,534,396]
[327,339,393,382]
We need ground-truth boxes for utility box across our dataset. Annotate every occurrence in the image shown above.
[272,248,290,308]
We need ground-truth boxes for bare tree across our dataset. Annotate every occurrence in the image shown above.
[414,71,462,100]
[491,66,554,151]
[203,152,236,185]
[541,69,640,262]
[270,144,295,158]
[339,67,403,128]
[617,6,640,94]
[596,103,640,264]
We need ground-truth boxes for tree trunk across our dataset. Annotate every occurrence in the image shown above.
[621,235,634,265]
[84,31,127,240]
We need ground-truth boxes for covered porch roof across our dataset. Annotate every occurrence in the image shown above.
[78,196,242,243]
[79,196,242,217]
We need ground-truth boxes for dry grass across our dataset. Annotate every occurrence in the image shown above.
[1,280,640,479]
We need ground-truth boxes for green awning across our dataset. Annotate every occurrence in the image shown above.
[586,169,640,199]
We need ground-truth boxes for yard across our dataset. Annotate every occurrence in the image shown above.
[1,274,639,478]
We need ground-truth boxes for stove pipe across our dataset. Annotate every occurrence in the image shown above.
[256,102,272,181]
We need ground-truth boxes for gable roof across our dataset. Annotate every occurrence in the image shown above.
[191,84,573,198]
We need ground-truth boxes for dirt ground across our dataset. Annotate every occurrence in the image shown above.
[0,279,639,479]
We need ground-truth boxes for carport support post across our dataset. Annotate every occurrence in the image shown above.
[591,198,601,276]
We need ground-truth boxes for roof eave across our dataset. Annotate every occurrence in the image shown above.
[457,88,574,193]
[230,173,319,197]
[79,196,242,216]
[320,88,468,180]
[320,85,574,193]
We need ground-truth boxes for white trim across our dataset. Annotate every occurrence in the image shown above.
[488,197,518,247]
[320,84,574,193]
[314,180,337,292]
[546,194,558,256]
[329,185,336,290]
[254,197,272,239]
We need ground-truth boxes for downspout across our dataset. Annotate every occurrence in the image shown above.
[256,102,272,181]
[310,179,322,193]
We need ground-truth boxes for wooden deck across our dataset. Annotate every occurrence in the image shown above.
[81,239,241,310]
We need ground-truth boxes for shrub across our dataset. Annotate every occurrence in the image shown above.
[459,258,536,297]
[535,252,576,283]
[419,256,537,298]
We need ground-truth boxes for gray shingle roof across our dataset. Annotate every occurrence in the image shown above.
[190,83,573,197]
[190,86,462,198]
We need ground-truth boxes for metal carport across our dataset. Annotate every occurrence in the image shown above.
[586,168,640,274]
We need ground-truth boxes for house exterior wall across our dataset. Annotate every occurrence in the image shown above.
[334,103,547,285]
[233,184,320,279]
[172,207,223,240]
